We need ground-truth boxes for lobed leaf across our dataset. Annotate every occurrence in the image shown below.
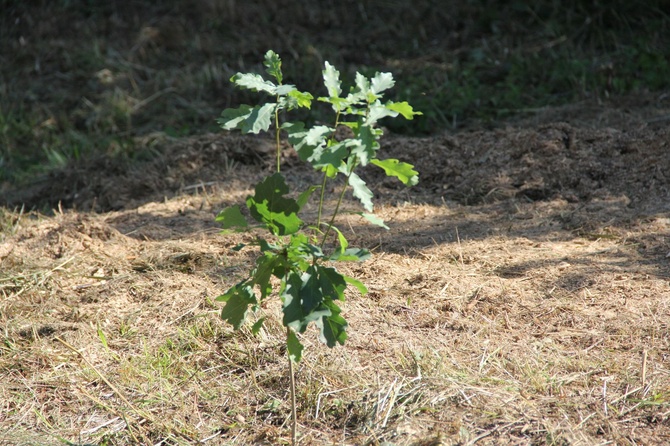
[343,275,368,296]
[370,158,419,186]
[218,283,256,330]
[348,171,374,212]
[246,173,303,236]
[215,205,248,231]
[251,317,266,335]
[219,103,276,134]
[287,90,314,109]
[263,50,283,84]
[359,212,390,230]
[386,101,422,120]
[323,61,342,98]
[252,252,283,299]
[367,102,399,125]
[330,247,372,262]
[371,72,395,95]
[231,72,277,95]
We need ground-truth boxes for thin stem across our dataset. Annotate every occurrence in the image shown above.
[275,99,281,173]
[320,162,355,249]
[316,109,342,229]
[316,171,328,228]
[287,327,297,446]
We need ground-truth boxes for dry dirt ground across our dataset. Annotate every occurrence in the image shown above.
[1,96,670,445]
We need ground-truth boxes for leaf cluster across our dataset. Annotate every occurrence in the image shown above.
[215,50,420,362]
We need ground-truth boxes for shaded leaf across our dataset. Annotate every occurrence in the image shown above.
[286,329,304,363]
[246,173,303,235]
[219,283,256,330]
[300,267,323,314]
[251,317,266,335]
[343,275,368,296]
[215,205,248,231]
[318,266,347,301]
[252,252,282,299]
[318,302,348,347]
[219,103,276,134]
[370,159,419,186]
[297,185,319,210]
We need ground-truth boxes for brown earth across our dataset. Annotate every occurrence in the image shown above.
[1,96,670,445]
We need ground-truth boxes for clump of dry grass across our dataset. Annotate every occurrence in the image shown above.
[1,156,669,445]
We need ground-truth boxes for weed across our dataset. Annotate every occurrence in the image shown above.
[215,50,420,443]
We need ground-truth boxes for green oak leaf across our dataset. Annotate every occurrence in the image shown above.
[251,317,266,335]
[317,301,348,347]
[246,173,303,235]
[300,267,323,314]
[371,72,395,95]
[230,72,277,94]
[317,266,347,301]
[323,61,342,98]
[263,50,283,84]
[343,275,368,296]
[218,103,276,134]
[287,90,314,108]
[370,158,419,186]
[286,329,304,363]
[386,101,422,120]
[329,247,372,262]
[218,282,256,330]
[359,212,390,229]
[252,252,283,299]
[348,171,374,212]
[215,205,248,231]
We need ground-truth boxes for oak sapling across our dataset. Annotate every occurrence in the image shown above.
[215,49,420,443]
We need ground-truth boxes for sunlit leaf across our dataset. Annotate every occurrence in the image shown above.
[287,90,313,108]
[348,171,374,212]
[343,275,368,296]
[219,103,276,134]
[231,72,277,94]
[330,247,372,262]
[370,158,419,186]
[371,72,395,95]
[386,101,422,120]
[359,212,390,229]
[323,61,342,98]
[263,50,283,84]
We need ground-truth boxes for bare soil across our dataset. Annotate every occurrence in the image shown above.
[1,97,670,445]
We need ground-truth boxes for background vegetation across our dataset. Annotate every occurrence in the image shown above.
[1,0,669,188]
